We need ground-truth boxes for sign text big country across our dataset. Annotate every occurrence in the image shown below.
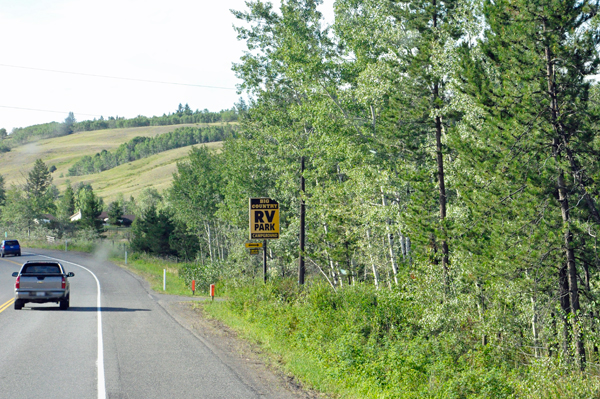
[249,198,280,239]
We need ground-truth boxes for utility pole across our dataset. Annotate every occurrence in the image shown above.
[299,156,306,285]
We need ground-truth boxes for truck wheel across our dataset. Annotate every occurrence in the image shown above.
[60,297,69,310]
[1,252,4,258]
[14,300,23,310]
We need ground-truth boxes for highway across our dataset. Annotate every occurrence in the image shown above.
[0,249,298,399]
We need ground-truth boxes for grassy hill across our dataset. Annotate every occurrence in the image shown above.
[0,123,224,202]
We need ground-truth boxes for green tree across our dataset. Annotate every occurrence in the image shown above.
[130,205,177,256]
[0,186,35,229]
[169,223,200,260]
[76,186,103,232]
[61,112,76,136]
[458,0,600,367]
[26,159,52,199]
[25,159,56,217]
[57,184,76,221]
[170,146,223,262]
[107,200,123,226]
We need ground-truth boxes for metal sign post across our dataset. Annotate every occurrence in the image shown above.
[263,240,268,283]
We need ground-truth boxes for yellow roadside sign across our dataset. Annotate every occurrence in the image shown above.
[249,249,260,255]
[245,242,263,248]
[249,198,280,239]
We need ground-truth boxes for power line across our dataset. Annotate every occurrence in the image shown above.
[0,105,101,118]
[0,63,237,90]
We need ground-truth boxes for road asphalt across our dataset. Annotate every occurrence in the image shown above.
[0,248,317,399]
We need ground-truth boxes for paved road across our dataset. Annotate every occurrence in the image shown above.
[0,249,298,399]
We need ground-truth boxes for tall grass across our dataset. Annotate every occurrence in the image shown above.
[202,279,600,399]
[115,252,196,296]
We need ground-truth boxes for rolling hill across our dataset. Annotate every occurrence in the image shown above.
[0,123,224,202]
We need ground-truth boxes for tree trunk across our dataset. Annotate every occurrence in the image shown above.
[558,169,585,367]
[432,0,449,289]
[381,189,398,284]
[582,259,599,360]
[204,221,213,263]
[559,264,572,358]
[367,229,380,289]
[546,37,586,368]
[322,223,339,287]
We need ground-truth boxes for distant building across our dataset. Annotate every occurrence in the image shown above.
[70,210,135,226]
[69,210,82,222]
[98,211,136,227]
[34,214,57,224]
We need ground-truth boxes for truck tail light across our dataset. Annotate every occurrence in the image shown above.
[15,276,20,289]
[61,277,66,289]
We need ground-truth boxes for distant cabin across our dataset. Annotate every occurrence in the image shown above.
[34,214,57,224]
[69,210,135,226]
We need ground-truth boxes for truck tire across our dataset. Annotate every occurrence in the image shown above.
[14,300,23,310]
[59,296,69,310]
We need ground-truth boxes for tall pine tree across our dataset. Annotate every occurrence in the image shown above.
[459,0,600,367]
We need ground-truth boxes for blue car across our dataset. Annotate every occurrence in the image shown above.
[1,240,21,257]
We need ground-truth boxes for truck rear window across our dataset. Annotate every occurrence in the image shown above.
[22,265,61,274]
[4,241,18,246]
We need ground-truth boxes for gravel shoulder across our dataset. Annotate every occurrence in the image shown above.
[124,266,324,399]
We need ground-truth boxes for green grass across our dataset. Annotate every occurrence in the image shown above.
[200,298,340,397]
[0,123,225,202]
[19,237,96,253]
[113,253,199,297]
[199,280,600,399]
[57,141,222,203]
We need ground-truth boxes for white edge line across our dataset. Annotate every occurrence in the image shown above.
[37,254,106,399]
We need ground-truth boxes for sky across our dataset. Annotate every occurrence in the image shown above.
[0,0,334,133]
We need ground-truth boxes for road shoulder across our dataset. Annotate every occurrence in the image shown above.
[161,300,323,399]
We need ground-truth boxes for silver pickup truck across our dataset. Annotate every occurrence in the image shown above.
[12,261,74,310]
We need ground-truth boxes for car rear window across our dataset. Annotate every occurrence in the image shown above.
[22,265,61,274]
[4,241,19,246]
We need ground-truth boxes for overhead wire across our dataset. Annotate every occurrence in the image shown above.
[0,105,102,118]
[0,63,238,125]
[0,63,236,90]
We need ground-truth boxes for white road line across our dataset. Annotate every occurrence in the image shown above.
[37,254,106,399]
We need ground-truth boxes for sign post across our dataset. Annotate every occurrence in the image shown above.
[249,198,280,282]
[263,240,268,283]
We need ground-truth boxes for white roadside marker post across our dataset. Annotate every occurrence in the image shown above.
[163,269,166,291]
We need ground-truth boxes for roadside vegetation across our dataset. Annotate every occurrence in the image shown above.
[3,0,600,397]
